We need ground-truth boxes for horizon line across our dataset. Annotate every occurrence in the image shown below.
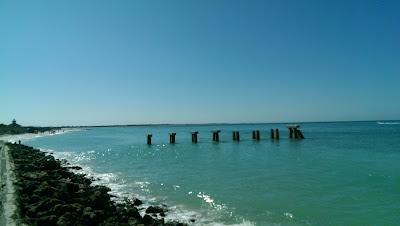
[41,119,400,128]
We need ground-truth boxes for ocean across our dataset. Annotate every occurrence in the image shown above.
[24,121,400,226]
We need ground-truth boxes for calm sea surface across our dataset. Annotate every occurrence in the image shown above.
[25,122,400,226]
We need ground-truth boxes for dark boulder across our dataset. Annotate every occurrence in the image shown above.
[126,207,142,220]
[142,214,155,225]
[56,212,78,226]
[26,198,65,216]
[35,214,58,225]
[69,166,83,170]
[146,206,165,214]
[132,198,143,206]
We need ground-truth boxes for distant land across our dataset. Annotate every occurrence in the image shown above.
[0,119,60,135]
[1,119,399,134]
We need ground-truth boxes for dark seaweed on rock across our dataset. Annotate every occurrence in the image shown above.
[8,143,188,226]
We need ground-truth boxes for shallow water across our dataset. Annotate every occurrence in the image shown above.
[25,122,400,225]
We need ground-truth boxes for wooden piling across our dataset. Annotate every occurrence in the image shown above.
[169,133,176,144]
[270,129,275,139]
[255,130,260,140]
[275,129,279,139]
[191,131,198,143]
[233,131,240,141]
[289,128,294,138]
[252,130,256,139]
[287,125,304,139]
[296,129,304,139]
[147,134,152,145]
[293,128,299,139]
[212,130,221,142]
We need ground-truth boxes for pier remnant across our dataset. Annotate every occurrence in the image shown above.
[147,134,152,145]
[288,128,293,138]
[191,131,198,143]
[169,133,176,144]
[287,125,304,139]
[212,130,221,142]
[275,129,280,139]
[252,130,260,141]
[256,130,260,140]
[232,131,240,141]
[296,129,304,139]
[270,129,275,139]
[294,128,299,139]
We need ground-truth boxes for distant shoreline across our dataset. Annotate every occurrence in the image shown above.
[3,119,399,130]
[0,128,75,143]
[61,120,400,128]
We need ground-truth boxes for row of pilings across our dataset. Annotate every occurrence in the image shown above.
[146,126,304,145]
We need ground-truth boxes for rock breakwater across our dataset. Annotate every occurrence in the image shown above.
[8,143,188,226]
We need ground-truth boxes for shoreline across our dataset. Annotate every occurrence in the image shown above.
[51,120,400,128]
[0,128,77,143]
[6,143,189,226]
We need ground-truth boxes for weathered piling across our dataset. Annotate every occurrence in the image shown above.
[191,131,198,143]
[169,133,176,144]
[255,130,260,140]
[232,131,240,141]
[293,128,299,139]
[287,125,304,139]
[296,129,304,139]
[288,128,294,138]
[147,134,152,145]
[275,129,280,139]
[212,130,221,142]
[250,130,260,140]
[270,129,275,139]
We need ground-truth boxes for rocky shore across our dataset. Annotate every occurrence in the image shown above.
[8,143,188,226]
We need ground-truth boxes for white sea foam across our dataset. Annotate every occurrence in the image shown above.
[162,202,256,226]
[377,121,400,125]
[0,128,79,143]
[45,149,131,199]
[42,149,256,226]
[284,212,294,219]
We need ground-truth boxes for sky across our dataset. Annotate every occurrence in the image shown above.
[0,0,399,126]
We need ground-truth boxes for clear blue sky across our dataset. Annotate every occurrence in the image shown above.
[1,0,399,126]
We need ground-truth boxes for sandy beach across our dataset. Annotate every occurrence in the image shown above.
[0,129,76,143]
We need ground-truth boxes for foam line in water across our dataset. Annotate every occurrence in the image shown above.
[377,121,400,125]
[41,148,256,226]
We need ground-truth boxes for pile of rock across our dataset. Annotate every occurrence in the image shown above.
[8,143,188,226]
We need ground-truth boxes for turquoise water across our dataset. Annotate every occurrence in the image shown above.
[25,122,400,226]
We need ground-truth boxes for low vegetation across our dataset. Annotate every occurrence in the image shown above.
[0,119,59,135]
